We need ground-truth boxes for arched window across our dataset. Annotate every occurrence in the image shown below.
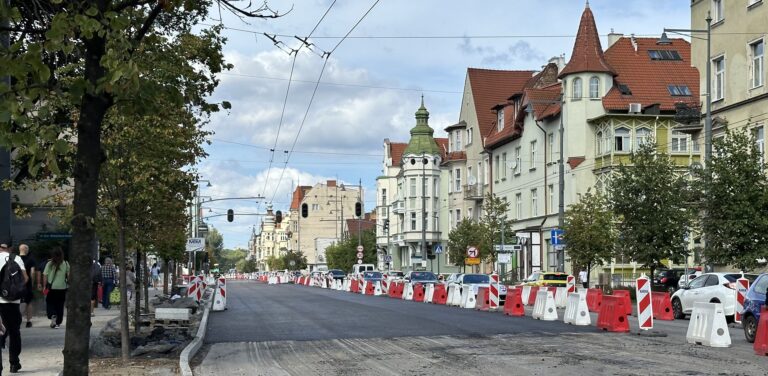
[573,78,583,99]
[614,127,631,152]
[596,131,603,155]
[636,128,652,148]
[589,76,600,98]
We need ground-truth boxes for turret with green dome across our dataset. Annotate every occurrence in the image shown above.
[402,97,442,158]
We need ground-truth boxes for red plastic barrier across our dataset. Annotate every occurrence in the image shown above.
[527,286,540,306]
[390,281,404,299]
[651,292,674,320]
[612,290,633,317]
[503,288,525,317]
[350,279,359,293]
[432,284,448,305]
[476,287,491,311]
[365,281,375,295]
[413,283,425,302]
[546,287,557,294]
[586,288,603,312]
[754,307,768,356]
[597,295,630,333]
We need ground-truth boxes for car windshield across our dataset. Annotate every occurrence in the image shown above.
[364,272,382,279]
[411,272,437,281]
[543,274,568,281]
[724,274,758,283]
[462,274,490,284]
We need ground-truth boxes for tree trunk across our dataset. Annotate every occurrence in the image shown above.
[63,33,112,376]
[587,261,592,290]
[143,256,149,311]
[163,258,169,295]
[134,250,142,334]
[117,207,130,361]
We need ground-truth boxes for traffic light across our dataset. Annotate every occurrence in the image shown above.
[275,210,282,223]
[427,247,436,260]
[227,209,234,222]
[383,219,389,232]
[301,203,308,218]
[355,201,362,217]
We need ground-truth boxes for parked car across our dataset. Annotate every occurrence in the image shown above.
[742,273,768,343]
[521,271,568,287]
[671,273,759,321]
[459,273,508,304]
[326,269,346,280]
[444,273,462,284]
[677,270,703,289]
[654,268,697,293]
[405,271,438,284]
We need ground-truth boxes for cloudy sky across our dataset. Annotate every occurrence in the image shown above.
[197,0,691,249]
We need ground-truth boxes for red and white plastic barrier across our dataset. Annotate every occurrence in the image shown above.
[213,277,227,311]
[735,274,749,323]
[489,273,500,311]
[636,274,653,330]
[566,275,576,295]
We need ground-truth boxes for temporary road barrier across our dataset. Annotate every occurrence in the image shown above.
[360,280,368,295]
[460,286,476,309]
[635,275,653,330]
[566,275,576,295]
[424,283,434,303]
[586,288,603,312]
[489,273,500,311]
[212,277,227,311]
[475,287,491,311]
[381,277,390,295]
[597,295,629,333]
[374,281,384,296]
[365,280,375,295]
[651,292,674,320]
[403,283,414,301]
[735,275,749,323]
[350,279,359,293]
[187,277,201,303]
[413,283,425,302]
[527,286,540,306]
[521,285,532,306]
[554,287,568,308]
[531,290,558,321]
[447,284,460,306]
[754,307,768,356]
[563,293,590,326]
[612,290,633,318]
[686,302,731,347]
[503,288,525,317]
[432,284,448,305]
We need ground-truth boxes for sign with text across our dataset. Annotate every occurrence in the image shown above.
[465,257,481,265]
[498,253,511,264]
[186,238,205,252]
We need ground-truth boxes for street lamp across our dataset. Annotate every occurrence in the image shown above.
[660,11,713,163]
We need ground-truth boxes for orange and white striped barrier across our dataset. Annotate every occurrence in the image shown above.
[489,273,500,311]
[213,277,227,311]
[735,274,749,323]
[635,274,653,330]
[566,275,576,295]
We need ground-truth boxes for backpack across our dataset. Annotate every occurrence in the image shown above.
[0,254,27,301]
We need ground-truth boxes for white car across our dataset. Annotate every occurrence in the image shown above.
[671,273,757,320]
[677,270,703,289]
[458,274,508,304]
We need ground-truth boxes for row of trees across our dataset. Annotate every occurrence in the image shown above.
[326,229,377,271]
[266,250,309,271]
[565,130,768,281]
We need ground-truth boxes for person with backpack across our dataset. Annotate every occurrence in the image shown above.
[18,244,36,328]
[42,248,69,329]
[90,259,102,317]
[0,243,29,374]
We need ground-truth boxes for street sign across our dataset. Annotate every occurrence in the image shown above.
[434,245,443,254]
[185,238,205,252]
[551,229,565,245]
[467,246,478,258]
[356,252,364,259]
[498,253,511,264]
[494,244,522,252]
[515,232,531,238]
[356,245,364,252]
[357,259,363,264]
[384,255,392,263]
[465,257,480,265]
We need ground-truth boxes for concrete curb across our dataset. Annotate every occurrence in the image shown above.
[179,287,216,376]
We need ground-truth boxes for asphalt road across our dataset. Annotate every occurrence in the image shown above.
[195,281,768,375]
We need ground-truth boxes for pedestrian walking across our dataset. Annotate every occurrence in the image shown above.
[579,269,588,289]
[101,258,117,310]
[125,266,136,302]
[90,259,102,317]
[43,248,69,329]
[17,244,35,328]
[0,243,29,374]
[150,262,160,289]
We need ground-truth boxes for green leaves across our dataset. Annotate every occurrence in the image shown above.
[564,190,616,270]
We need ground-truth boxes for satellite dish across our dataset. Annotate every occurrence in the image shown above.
[506,160,517,170]
[467,175,477,185]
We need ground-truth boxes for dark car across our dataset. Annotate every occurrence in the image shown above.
[326,269,346,280]
[405,271,438,284]
[742,273,768,343]
[653,268,696,293]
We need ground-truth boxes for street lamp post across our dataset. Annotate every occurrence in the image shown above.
[661,11,713,163]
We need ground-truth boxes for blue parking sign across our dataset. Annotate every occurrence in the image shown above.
[551,229,565,245]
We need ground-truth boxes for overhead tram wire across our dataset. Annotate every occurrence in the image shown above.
[269,0,381,203]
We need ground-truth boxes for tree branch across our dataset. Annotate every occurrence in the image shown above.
[133,3,163,44]
[113,0,155,12]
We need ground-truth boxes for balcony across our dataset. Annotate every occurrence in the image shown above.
[392,199,405,214]
[464,184,484,200]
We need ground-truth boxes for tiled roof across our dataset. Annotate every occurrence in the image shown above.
[442,151,467,164]
[290,185,312,210]
[558,5,615,78]
[525,84,562,121]
[467,68,536,138]
[602,37,699,111]
[435,138,449,160]
[389,142,407,166]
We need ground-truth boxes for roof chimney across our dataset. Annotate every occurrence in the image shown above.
[607,29,623,49]
[548,55,566,71]
[327,180,336,188]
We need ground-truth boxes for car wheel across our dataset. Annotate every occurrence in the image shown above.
[744,315,757,343]
[672,298,685,319]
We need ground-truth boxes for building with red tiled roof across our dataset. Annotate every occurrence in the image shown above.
[558,2,615,78]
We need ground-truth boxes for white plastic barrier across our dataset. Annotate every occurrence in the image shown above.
[374,281,384,296]
[344,279,351,292]
[446,284,459,306]
[554,287,568,308]
[460,286,476,309]
[686,302,731,348]
[212,278,227,311]
[424,283,434,303]
[521,285,532,306]
[532,290,558,321]
[563,293,590,326]
[402,283,414,300]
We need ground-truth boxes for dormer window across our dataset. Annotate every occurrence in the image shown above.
[668,85,692,96]
[497,109,505,131]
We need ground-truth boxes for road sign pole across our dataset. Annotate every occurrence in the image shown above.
[437,253,440,275]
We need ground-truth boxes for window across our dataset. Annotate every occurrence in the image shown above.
[448,170,453,193]
[530,141,537,170]
[636,128,652,148]
[449,211,453,230]
[531,188,538,217]
[468,208,473,221]
[713,56,725,101]
[381,189,387,206]
[455,209,461,227]
[454,168,461,192]
[409,198,415,209]
[751,39,764,88]
[483,158,489,185]
[589,76,600,98]
[514,147,522,174]
[647,50,682,61]
[477,162,482,185]
[755,125,765,166]
[671,131,689,153]
[572,77,582,99]
[614,127,630,152]
[548,184,555,214]
[455,131,462,151]
[596,131,603,155]
[515,193,522,219]
[501,153,507,179]
[617,84,632,95]
[433,178,439,200]
[497,109,504,131]
[410,178,416,197]
[548,133,555,163]
[667,85,692,96]
[712,0,724,23]
[466,128,472,145]
[312,204,319,211]
[467,166,473,186]
[410,212,416,231]
[494,155,500,181]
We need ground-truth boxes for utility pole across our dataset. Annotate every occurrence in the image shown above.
[557,95,565,273]
[358,178,362,246]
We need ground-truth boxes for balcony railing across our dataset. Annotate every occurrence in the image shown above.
[463,184,484,200]
[392,199,405,214]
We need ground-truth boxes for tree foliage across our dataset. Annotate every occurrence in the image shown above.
[326,229,377,271]
[282,250,308,271]
[694,129,768,271]
[480,193,514,263]
[447,219,487,266]
[236,257,258,273]
[218,248,247,272]
[564,190,616,276]
[610,142,693,276]
[266,255,284,271]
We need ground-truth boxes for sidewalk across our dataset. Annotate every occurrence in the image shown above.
[2,287,164,376]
